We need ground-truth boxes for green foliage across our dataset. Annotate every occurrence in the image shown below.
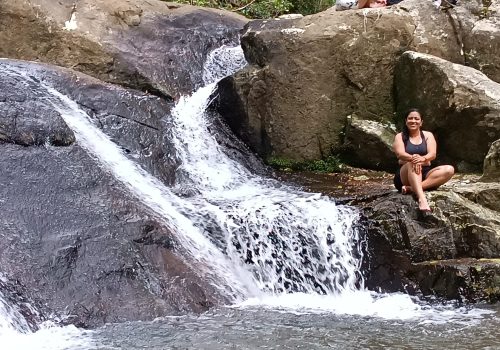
[266,155,344,173]
[480,0,493,19]
[241,0,293,19]
[167,0,336,19]
[289,0,335,15]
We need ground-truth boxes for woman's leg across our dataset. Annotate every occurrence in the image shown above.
[421,165,455,189]
[399,165,455,193]
[369,0,387,7]
[358,0,371,8]
[400,163,430,211]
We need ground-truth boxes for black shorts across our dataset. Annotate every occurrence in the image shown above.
[394,166,432,192]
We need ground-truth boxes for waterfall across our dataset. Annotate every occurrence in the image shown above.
[0,45,363,309]
[168,45,363,295]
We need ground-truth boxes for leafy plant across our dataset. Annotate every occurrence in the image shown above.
[266,155,344,173]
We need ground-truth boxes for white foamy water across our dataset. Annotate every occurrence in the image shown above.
[0,291,32,335]
[44,85,256,301]
[236,291,496,323]
[169,46,362,295]
[1,322,95,350]
[1,288,94,350]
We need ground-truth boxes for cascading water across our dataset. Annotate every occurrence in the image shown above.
[0,288,33,335]
[167,45,363,295]
[2,47,362,301]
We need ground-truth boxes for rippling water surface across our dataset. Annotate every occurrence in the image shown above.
[91,301,500,350]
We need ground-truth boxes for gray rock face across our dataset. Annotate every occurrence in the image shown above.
[0,60,223,328]
[341,115,397,171]
[455,0,500,83]
[395,52,500,170]
[0,69,75,147]
[395,51,500,171]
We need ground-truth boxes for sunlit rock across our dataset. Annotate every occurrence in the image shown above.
[218,0,500,167]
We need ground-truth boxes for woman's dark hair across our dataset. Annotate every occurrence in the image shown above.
[402,108,422,144]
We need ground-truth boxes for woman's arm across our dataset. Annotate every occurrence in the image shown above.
[393,133,413,163]
[422,131,437,163]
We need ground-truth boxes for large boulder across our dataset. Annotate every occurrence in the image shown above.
[0,0,247,97]
[395,51,500,171]
[217,0,500,164]
[455,0,500,83]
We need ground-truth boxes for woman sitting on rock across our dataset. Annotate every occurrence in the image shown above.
[335,0,387,11]
[335,0,405,10]
[392,109,455,212]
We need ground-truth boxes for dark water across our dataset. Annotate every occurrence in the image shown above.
[91,303,500,350]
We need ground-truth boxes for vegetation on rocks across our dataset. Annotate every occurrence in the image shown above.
[167,0,335,18]
[267,155,344,173]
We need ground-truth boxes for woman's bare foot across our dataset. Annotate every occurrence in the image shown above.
[369,0,387,7]
[418,197,431,212]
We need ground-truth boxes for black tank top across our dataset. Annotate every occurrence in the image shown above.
[404,131,427,156]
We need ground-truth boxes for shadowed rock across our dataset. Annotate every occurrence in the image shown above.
[360,180,500,302]
[341,115,397,171]
[482,139,500,181]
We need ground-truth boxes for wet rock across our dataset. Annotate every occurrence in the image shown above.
[0,71,76,147]
[395,51,500,171]
[283,167,500,303]
[360,180,500,301]
[0,278,46,332]
[409,258,500,303]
